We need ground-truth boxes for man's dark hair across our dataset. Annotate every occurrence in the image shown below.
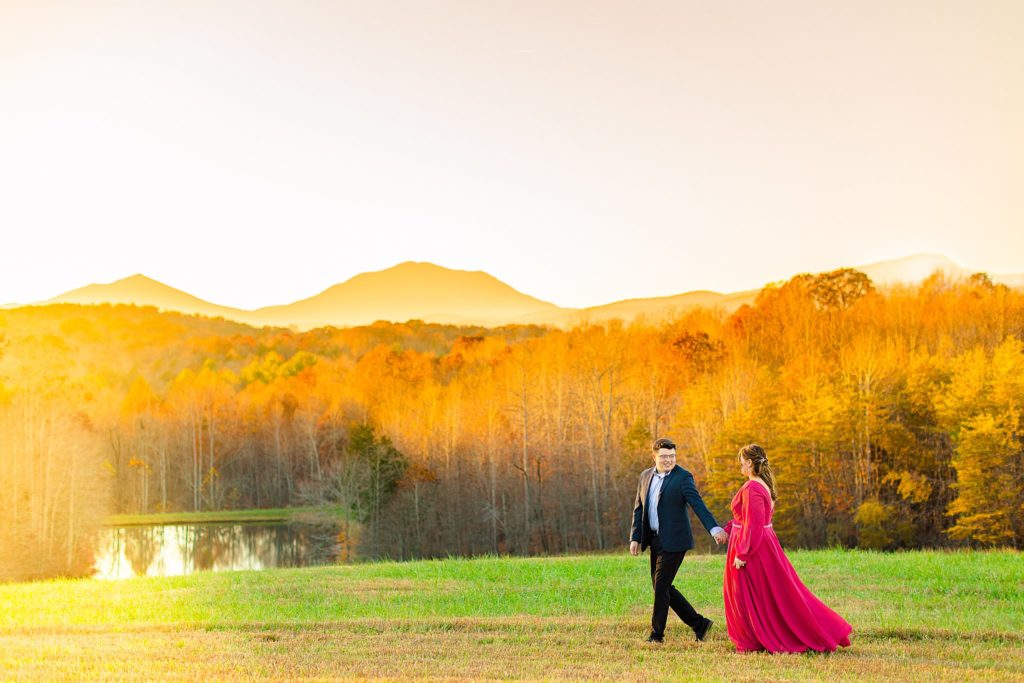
[653,438,676,451]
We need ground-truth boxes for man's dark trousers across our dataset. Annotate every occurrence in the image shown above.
[649,533,701,637]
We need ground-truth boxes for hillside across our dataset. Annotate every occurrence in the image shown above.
[36,255,1024,329]
[46,274,247,320]
[249,261,559,328]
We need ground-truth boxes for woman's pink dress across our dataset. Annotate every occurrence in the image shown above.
[723,481,852,653]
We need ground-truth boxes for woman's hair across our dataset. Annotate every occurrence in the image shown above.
[739,444,778,502]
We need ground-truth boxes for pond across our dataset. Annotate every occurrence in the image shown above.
[93,522,343,579]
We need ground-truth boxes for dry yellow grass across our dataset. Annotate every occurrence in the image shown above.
[1,550,1020,681]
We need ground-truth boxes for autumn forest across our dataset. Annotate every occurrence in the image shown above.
[2,269,1023,581]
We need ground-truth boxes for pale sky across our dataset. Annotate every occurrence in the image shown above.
[2,1,1022,309]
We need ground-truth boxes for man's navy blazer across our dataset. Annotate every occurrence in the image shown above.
[630,464,719,553]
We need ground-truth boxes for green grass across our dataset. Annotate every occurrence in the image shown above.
[104,505,348,526]
[1,550,1021,681]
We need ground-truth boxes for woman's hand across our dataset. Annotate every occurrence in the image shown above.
[733,557,746,570]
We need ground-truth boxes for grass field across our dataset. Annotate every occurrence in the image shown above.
[1,550,1021,681]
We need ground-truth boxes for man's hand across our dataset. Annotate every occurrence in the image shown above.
[630,541,640,556]
[733,557,746,570]
[713,530,729,545]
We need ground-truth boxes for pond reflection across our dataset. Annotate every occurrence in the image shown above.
[93,523,340,579]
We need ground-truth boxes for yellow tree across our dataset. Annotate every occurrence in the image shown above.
[943,338,1024,546]
[119,375,161,513]
[166,364,239,511]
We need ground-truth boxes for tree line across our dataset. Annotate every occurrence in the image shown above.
[1,269,1022,579]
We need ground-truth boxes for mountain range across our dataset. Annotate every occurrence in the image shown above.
[26,254,1024,330]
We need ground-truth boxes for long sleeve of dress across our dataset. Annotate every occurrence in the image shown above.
[736,485,766,563]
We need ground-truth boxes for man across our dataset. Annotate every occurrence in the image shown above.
[630,437,728,644]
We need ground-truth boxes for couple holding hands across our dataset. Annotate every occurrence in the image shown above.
[630,439,852,653]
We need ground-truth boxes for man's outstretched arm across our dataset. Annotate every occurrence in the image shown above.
[680,471,728,544]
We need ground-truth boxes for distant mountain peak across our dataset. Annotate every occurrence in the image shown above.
[876,253,958,268]
[32,254,1022,330]
[391,260,461,269]
[44,273,244,319]
[252,260,559,328]
[365,261,490,278]
[121,273,160,283]
[856,253,970,285]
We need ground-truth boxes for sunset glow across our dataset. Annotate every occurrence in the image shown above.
[2,1,1022,309]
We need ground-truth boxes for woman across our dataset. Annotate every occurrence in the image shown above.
[723,444,852,653]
